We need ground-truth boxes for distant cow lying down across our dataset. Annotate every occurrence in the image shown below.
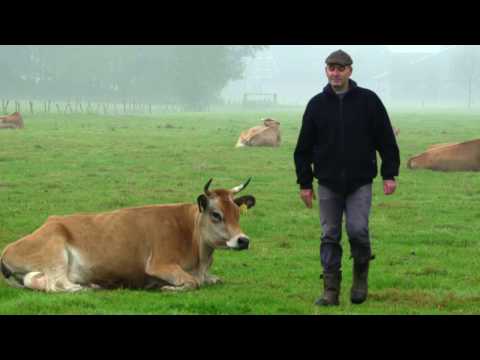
[0,112,24,129]
[407,139,480,171]
[235,118,281,147]
[0,179,256,292]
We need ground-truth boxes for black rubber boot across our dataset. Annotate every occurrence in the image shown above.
[315,271,341,306]
[350,260,370,304]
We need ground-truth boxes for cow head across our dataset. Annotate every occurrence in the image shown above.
[197,178,255,251]
[263,118,280,127]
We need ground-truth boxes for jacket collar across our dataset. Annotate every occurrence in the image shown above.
[323,79,358,97]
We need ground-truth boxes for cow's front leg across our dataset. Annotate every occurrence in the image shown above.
[23,272,89,293]
[146,263,199,292]
[161,282,198,292]
[203,273,222,285]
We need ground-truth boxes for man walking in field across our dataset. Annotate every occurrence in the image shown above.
[293,49,400,306]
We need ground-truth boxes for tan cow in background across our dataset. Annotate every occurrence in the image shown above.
[235,118,281,148]
[0,112,24,129]
[1,179,256,293]
[407,139,480,171]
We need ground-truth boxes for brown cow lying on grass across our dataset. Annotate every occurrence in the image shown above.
[0,179,256,292]
[235,118,281,148]
[407,139,480,171]
[0,112,24,129]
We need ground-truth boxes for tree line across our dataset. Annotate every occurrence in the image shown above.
[0,45,266,111]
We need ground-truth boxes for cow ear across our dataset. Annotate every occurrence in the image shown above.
[197,194,209,212]
[234,195,256,209]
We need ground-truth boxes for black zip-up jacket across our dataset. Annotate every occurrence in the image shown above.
[294,79,400,194]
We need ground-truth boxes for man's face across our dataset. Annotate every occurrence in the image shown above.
[325,64,352,89]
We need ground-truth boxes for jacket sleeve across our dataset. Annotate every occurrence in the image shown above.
[294,101,316,189]
[371,94,400,180]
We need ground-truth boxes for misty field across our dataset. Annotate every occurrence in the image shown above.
[1,108,480,315]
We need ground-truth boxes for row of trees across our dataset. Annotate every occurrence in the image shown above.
[386,45,480,108]
[0,45,266,110]
[451,46,480,108]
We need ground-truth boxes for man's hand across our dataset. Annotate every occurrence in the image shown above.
[300,189,316,208]
[383,180,397,195]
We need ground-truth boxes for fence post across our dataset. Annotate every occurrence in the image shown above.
[2,99,9,114]
[65,104,73,114]
[29,101,34,115]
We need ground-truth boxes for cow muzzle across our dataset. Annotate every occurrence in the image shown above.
[226,235,250,251]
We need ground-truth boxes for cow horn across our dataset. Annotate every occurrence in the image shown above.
[204,178,213,195]
[231,177,251,194]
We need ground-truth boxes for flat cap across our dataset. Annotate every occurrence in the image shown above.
[325,49,353,66]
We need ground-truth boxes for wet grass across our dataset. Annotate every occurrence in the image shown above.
[1,109,480,314]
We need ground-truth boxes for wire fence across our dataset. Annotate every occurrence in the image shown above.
[0,99,185,116]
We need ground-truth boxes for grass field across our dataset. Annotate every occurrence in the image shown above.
[1,107,480,315]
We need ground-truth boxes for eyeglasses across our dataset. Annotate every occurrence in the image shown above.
[327,64,347,72]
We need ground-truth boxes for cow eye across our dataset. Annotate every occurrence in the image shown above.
[211,211,223,222]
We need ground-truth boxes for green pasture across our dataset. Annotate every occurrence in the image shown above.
[1,108,480,314]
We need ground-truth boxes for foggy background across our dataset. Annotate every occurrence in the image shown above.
[0,45,477,112]
[222,45,474,109]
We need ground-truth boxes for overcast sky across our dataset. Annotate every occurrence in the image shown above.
[387,45,443,53]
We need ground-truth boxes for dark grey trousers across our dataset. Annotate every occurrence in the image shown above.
[318,183,372,273]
